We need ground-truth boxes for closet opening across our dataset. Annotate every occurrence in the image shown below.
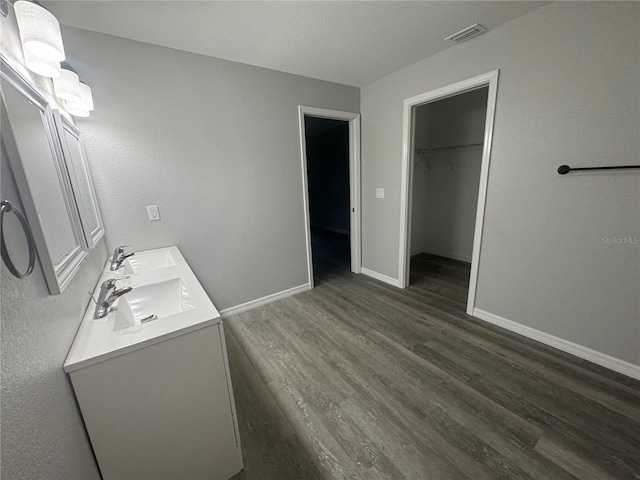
[398,70,499,315]
[410,87,488,302]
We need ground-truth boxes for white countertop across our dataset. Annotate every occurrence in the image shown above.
[64,246,221,372]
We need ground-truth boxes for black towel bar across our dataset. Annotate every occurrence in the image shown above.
[558,164,640,175]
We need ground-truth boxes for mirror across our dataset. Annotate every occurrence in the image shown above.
[52,110,105,249]
[1,59,87,294]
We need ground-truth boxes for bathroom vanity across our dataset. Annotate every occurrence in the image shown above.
[64,246,243,480]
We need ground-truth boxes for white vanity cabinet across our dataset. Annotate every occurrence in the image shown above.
[64,246,243,480]
[68,323,241,480]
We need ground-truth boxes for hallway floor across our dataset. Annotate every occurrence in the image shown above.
[226,251,640,479]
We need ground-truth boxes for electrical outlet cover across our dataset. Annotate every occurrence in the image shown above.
[147,205,160,221]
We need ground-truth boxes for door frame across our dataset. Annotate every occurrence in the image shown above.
[298,106,361,287]
[398,69,499,315]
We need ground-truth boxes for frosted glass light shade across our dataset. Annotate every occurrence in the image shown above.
[67,82,93,117]
[23,48,61,78]
[54,69,82,102]
[66,103,90,118]
[77,82,94,111]
[14,1,65,62]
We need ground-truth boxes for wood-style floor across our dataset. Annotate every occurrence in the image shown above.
[227,230,640,479]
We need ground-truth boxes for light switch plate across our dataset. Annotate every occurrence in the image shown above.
[376,188,384,199]
[146,205,160,221]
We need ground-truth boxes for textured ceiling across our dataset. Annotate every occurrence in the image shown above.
[44,1,549,87]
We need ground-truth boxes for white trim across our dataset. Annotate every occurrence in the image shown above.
[361,267,402,288]
[298,108,315,289]
[349,115,362,274]
[220,283,311,318]
[298,106,362,287]
[398,70,500,319]
[473,308,640,381]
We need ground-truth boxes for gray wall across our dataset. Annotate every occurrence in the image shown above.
[410,148,483,262]
[411,89,487,261]
[1,145,105,479]
[413,87,488,150]
[1,9,103,479]
[361,2,640,365]
[61,26,359,310]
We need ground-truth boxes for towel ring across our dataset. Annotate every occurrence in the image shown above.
[1,200,36,278]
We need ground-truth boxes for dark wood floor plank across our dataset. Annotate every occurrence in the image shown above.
[284,293,576,480]
[324,351,490,480]
[426,335,640,446]
[226,328,325,480]
[225,327,295,443]
[300,288,545,446]
[225,231,640,479]
[534,435,619,480]
[467,374,640,480]
[271,382,364,479]
[356,277,640,422]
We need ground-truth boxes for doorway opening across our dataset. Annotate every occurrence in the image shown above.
[398,70,499,315]
[298,107,361,287]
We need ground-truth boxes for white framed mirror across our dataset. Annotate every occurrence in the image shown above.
[52,109,105,249]
[1,57,87,294]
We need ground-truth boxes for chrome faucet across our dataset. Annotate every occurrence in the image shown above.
[110,245,134,271]
[94,276,132,319]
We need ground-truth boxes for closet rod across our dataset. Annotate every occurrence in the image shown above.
[557,164,640,175]
[415,143,483,154]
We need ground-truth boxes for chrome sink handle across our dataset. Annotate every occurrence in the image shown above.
[101,275,130,291]
[105,286,133,304]
[113,244,130,254]
[94,276,132,319]
[110,245,135,271]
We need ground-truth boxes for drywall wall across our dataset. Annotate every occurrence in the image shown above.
[305,117,350,234]
[413,87,488,150]
[59,26,359,310]
[361,1,640,365]
[411,148,483,261]
[411,89,487,261]
[1,147,105,480]
[1,8,103,478]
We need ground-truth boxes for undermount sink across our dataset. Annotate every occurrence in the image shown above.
[114,277,196,332]
[121,250,176,275]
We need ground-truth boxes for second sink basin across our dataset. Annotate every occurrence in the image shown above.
[114,277,196,332]
[122,250,176,275]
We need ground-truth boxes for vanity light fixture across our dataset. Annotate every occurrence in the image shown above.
[66,82,93,117]
[78,82,94,111]
[13,1,65,62]
[53,68,82,102]
[66,104,90,118]
[22,47,61,78]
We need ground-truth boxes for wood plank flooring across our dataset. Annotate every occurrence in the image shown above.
[226,231,640,479]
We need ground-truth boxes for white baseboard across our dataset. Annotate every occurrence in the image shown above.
[411,246,471,263]
[361,267,402,288]
[220,283,311,318]
[473,308,640,381]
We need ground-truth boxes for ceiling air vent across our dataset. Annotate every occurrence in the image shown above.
[445,23,488,44]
